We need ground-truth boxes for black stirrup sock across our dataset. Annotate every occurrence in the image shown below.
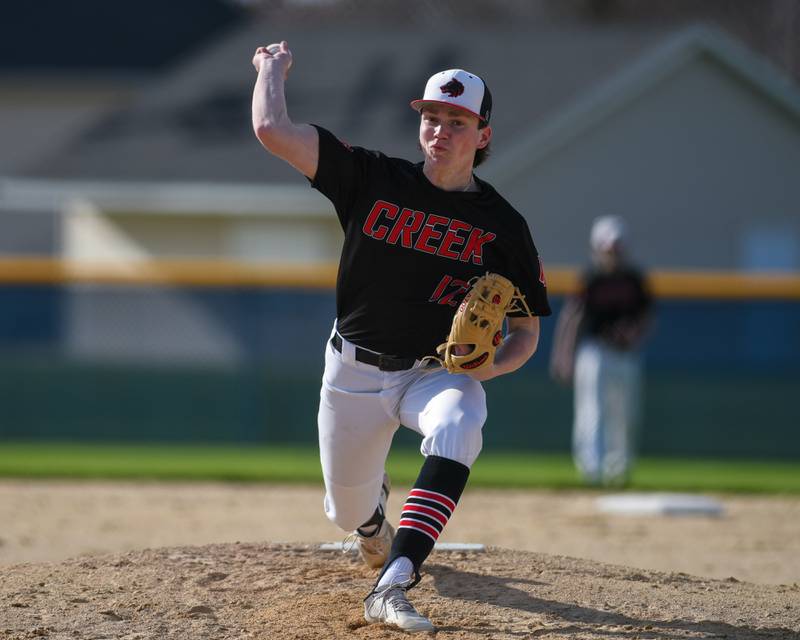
[378,455,470,587]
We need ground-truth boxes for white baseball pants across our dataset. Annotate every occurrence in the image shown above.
[318,328,486,532]
[573,338,642,485]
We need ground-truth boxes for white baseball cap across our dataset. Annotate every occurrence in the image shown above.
[410,69,493,123]
[590,215,627,252]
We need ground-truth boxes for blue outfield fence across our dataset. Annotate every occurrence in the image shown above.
[0,278,798,458]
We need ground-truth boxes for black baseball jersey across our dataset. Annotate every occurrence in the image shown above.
[310,125,551,358]
[580,266,652,349]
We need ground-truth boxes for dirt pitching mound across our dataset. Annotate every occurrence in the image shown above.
[1,543,797,640]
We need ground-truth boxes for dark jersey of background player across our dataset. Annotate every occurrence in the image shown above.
[579,265,652,351]
[311,125,551,358]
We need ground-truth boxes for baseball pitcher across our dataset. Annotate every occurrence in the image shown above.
[252,41,551,632]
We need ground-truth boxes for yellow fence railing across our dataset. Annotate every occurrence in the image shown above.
[0,258,798,300]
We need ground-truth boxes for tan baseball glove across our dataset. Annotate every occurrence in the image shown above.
[435,272,532,374]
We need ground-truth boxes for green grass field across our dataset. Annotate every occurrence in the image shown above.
[0,443,798,493]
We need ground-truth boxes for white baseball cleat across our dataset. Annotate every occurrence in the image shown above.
[347,473,394,569]
[364,580,435,633]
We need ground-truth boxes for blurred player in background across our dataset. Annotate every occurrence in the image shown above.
[550,215,653,486]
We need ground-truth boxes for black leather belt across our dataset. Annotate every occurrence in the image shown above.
[330,333,419,372]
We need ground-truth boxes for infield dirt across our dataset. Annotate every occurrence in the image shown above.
[1,481,798,639]
[1,543,798,639]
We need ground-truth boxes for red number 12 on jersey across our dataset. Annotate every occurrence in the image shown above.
[429,275,470,307]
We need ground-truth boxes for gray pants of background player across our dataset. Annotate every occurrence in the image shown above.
[573,338,642,485]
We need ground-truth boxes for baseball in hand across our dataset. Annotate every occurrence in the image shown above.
[267,42,291,78]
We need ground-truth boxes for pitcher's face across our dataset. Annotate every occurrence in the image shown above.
[419,105,491,168]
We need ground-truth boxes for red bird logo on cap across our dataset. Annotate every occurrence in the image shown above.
[440,79,465,97]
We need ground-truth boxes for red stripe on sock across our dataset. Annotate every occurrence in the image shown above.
[402,504,448,527]
[408,488,456,512]
[397,524,437,543]
[398,518,441,541]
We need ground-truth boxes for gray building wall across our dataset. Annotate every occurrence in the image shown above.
[0,211,60,255]
[493,54,800,269]
[9,26,799,270]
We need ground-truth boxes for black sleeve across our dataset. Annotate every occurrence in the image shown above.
[308,125,377,229]
[507,219,552,317]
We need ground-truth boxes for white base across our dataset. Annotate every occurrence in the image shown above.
[320,542,485,552]
[595,493,724,516]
